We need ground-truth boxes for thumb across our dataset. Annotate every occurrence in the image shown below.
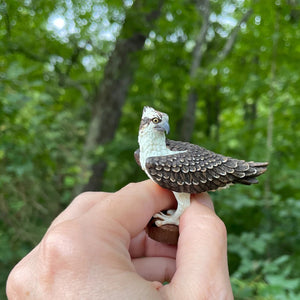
[162,193,233,299]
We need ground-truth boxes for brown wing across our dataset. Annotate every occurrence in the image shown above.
[144,139,268,194]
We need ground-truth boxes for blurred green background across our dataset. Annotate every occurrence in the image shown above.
[1,0,300,298]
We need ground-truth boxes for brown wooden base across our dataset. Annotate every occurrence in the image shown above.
[145,218,179,245]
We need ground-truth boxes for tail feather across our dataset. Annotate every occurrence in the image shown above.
[249,161,269,176]
[234,161,268,185]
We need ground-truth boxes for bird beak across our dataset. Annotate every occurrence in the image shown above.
[155,120,170,134]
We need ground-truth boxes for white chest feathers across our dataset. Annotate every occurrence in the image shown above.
[138,131,184,172]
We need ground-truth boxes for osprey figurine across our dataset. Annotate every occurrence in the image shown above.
[135,106,268,227]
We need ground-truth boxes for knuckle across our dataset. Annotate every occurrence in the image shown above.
[40,222,78,275]
[209,215,227,241]
[122,182,137,191]
[189,213,227,243]
[72,191,96,203]
[72,191,108,207]
[215,217,227,236]
[116,182,139,196]
[6,264,26,299]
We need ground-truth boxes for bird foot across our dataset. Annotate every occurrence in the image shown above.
[166,209,176,215]
[153,211,179,227]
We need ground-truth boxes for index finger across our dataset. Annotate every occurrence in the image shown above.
[90,180,176,238]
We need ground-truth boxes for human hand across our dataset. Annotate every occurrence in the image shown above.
[7,180,233,299]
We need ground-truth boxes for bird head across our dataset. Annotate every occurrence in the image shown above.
[139,106,170,135]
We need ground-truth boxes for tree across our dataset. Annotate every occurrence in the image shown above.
[1,0,300,299]
[180,3,253,142]
[78,0,164,193]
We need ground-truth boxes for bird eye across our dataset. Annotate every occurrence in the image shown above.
[152,118,160,124]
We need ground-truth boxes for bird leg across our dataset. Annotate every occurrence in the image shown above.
[153,192,190,227]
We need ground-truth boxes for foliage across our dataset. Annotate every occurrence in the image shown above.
[0,0,299,298]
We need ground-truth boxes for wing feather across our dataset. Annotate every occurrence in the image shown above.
[141,139,268,193]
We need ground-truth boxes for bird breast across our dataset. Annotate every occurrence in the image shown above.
[138,132,186,171]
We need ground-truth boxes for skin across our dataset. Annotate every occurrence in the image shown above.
[6,180,233,300]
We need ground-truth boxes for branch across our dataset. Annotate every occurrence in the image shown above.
[190,0,210,77]
[2,0,11,37]
[62,78,90,99]
[180,0,210,141]
[8,43,49,62]
[65,38,91,76]
[216,9,253,63]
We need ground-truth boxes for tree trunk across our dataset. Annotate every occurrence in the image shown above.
[180,0,210,141]
[180,8,253,142]
[205,86,221,140]
[264,8,278,211]
[76,0,164,193]
[215,9,253,63]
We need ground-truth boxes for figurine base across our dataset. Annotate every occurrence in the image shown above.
[145,217,179,245]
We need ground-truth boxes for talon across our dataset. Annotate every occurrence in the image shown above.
[153,212,180,227]
[154,218,179,227]
[153,212,167,219]
[155,220,163,227]
[166,209,175,215]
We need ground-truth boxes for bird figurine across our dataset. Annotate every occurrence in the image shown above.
[135,106,268,227]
